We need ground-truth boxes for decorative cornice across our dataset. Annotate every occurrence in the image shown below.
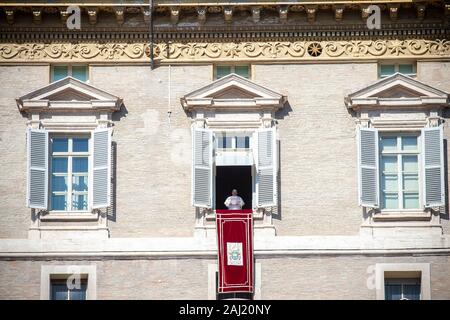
[0,1,447,26]
[0,39,448,63]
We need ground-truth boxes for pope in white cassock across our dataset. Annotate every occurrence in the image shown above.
[224,189,245,210]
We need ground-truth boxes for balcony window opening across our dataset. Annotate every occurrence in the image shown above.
[215,166,252,210]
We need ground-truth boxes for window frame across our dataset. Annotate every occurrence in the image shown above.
[41,265,97,300]
[49,133,92,215]
[375,263,431,300]
[213,64,251,80]
[378,62,416,78]
[50,64,89,83]
[378,132,422,211]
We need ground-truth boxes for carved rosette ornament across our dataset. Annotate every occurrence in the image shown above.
[0,39,448,63]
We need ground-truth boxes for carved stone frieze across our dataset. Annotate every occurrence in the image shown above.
[0,39,448,63]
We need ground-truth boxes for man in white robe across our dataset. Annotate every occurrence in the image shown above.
[224,189,245,210]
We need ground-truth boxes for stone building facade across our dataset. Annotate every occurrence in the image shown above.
[0,0,449,299]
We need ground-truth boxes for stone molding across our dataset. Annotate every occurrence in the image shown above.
[0,39,448,63]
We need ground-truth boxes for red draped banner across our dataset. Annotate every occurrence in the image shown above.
[216,209,254,293]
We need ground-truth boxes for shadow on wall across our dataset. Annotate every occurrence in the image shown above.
[107,102,128,222]
[443,138,449,220]
[107,140,117,223]
[274,101,293,120]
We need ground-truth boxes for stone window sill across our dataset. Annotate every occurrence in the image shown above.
[40,211,98,221]
[373,210,431,221]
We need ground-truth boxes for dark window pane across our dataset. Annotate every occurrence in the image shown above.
[403,284,421,300]
[51,282,68,300]
[385,284,402,300]
[72,157,88,173]
[235,66,250,78]
[51,194,67,211]
[380,65,395,77]
[52,138,68,152]
[73,138,89,152]
[399,64,414,75]
[216,66,231,79]
[70,283,87,300]
[72,66,88,82]
[52,157,68,173]
[236,136,250,149]
[52,66,68,82]
[52,175,67,192]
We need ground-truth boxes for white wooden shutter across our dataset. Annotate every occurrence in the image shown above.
[422,126,444,208]
[358,127,379,208]
[92,128,111,209]
[192,127,213,208]
[255,127,277,208]
[27,128,48,209]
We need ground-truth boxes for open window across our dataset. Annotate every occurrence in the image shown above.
[192,127,277,211]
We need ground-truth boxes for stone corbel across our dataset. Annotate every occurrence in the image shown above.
[334,5,344,22]
[278,5,288,23]
[32,7,42,24]
[388,4,399,21]
[197,7,206,24]
[114,7,125,25]
[252,6,261,23]
[5,9,14,24]
[306,5,317,23]
[141,6,151,24]
[87,7,98,25]
[416,4,426,21]
[446,4,450,17]
[170,7,180,25]
[224,6,233,23]
[428,110,440,127]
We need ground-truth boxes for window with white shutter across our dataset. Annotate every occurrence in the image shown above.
[92,128,111,209]
[358,127,379,208]
[422,126,444,208]
[27,129,49,209]
[192,127,213,208]
[254,127,277,208]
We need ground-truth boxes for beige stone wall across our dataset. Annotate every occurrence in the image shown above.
[254,62,378,235]
[0,65,50,239]
[90,64,213,237]
[418,61,450,235]
[1,61,450,238]
[1,255,449,299]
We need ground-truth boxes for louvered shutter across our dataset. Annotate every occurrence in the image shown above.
[92,128,111,209]
[27,128,49,209]
[422,126,444,208]
[255,127,277,208]
[358,127,379,208]
[192,127,213,208]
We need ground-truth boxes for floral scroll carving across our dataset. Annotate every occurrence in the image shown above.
[0,39,448,62]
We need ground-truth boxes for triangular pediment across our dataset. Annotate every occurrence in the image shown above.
[181,73,286,110]
[209,86,262,99]
[345,73,449,109]
[16,76,122,112]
